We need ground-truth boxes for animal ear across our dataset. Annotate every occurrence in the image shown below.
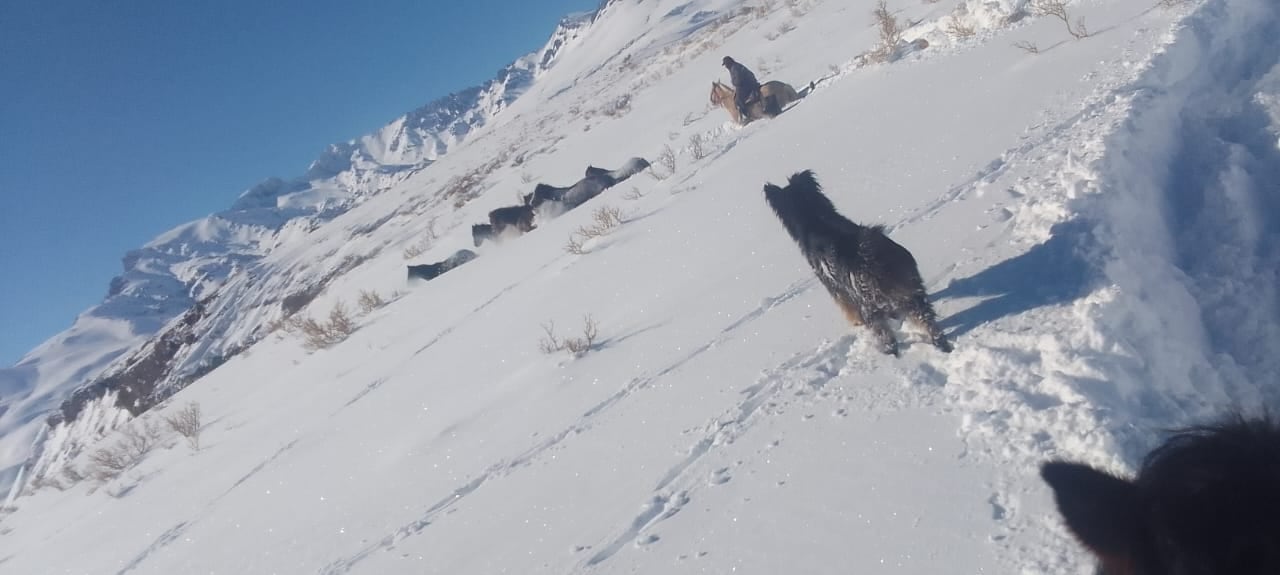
[1040,461,1140,558]
[786,170,821,193]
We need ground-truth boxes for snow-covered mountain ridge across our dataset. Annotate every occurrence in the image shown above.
[0,5,601,498]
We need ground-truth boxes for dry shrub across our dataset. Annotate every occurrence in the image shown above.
[164,402,203,451]
[62,465,85,484]
[1013,40,1041,54]
[946,16,976,39]
[565,235,587,255]
[871,1,903,62]
[657,144,677,176]
[563,206,626,255]
[1031,0,1089,39]
[538,315,600,355]
[357,290,386,314]
[599,94,633,118]
[688,133,708,161]
[89,445,132,482]
[88,419,164,481]
[297,302,357,350]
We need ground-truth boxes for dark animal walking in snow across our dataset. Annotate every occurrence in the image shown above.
[1042,415,1280,575]
[489,204,537,234]
[584,157,651,183]
[528,173,616,210]
[721,56,761,120]
[763,170,951,356]
[472,223,496,248]
[407,249,478,282]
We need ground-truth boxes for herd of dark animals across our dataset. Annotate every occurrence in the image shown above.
[402,56,1280,570]
[471,156,653,249]
[407,156,653,283]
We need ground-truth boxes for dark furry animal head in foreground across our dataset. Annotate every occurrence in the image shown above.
[1042,416,1280,575]
[763,170,951,356]
[471,223,495,248]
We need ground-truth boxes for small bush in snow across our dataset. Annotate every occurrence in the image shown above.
[89,445,131,482]
[946,15,976,39]
[122,419,164,461]
[766,20,797,41]
[871,1,904,62]
[565,235,588,255]
[1013,40,1041,54]
[357,290,387,314]
[62,465,85,484]
[326,302,355,337]
[29,475,66,492]
[656,145,677,176]
[1031,0,1089,39]
[564,206,626,255]
[599,94,633,118]
[297,302,358,350]
[88,420,162,482]
[164,402,204,451]
[688,133,708,161]
[538,315,600,355]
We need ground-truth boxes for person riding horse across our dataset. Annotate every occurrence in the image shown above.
[721,56,761,119]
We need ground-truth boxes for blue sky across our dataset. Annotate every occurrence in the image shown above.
[0,0,597,366]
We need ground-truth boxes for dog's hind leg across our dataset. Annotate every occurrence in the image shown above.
[864,311,900,357]
[905,295,952,353]
[833,297,865,326]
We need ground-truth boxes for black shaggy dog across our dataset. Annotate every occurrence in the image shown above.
[1042,416,1280,575]
[763,170,951,356]
[407,249,478,282]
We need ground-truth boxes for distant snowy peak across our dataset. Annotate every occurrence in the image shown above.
[317,6,600,171]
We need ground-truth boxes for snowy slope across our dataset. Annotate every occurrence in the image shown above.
[3,0,1278,573]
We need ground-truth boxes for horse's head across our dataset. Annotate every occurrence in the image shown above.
[471,223,494,248]
[709,81,732,106]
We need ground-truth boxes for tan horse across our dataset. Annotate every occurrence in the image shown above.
[709,80,802,125]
